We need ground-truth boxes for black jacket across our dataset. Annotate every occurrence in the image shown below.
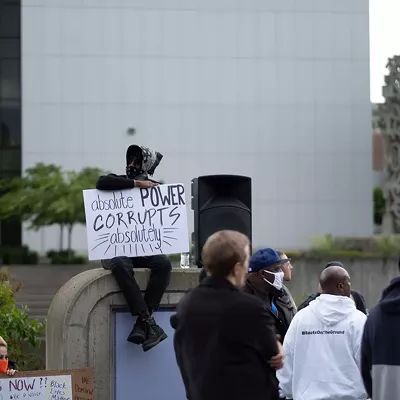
[96,173,136,191]
[243,280,296,342]
[298,290,368,315]
[361,277,400,400]
[171,276,279,400]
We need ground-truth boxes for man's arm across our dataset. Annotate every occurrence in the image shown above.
[96,174,157,190]
[276,317,296,399]
[252,301,280,362]
[96,174,135,190]
[360,318,373,398]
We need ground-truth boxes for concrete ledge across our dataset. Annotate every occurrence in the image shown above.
[46,268,199,400]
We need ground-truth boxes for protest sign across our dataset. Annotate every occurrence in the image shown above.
[0,367,93,400]
[83,183,189,260]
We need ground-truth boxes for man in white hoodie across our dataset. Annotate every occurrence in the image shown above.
[277,265,368,400]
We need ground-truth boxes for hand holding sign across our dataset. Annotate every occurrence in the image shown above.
[83,183,189,260]
[135,180,158,188]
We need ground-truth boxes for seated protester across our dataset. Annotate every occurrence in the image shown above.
[244,248,296,342]
[277,266,368,400]
[297,261,368,315]
[277,250,297,316]
[0,341,18,376]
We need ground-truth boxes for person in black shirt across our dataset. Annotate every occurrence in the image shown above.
[297,261,368,315]
[244,248,295,342]
[97,145,172,352]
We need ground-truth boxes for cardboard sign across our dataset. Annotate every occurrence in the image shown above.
[0,367,93,400]
[83,184,189,260]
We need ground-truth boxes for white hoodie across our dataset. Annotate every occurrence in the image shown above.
[277,294,368,400]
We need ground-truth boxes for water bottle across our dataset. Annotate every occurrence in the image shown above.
[180,252,190,269]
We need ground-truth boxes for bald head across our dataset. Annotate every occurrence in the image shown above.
[319,266,351,297]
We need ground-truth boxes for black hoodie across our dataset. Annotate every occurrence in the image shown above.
[361,277,400,400]
[96,145,163,191]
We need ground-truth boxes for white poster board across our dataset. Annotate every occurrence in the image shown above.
[0,374,72,400]
[83,183,189,260]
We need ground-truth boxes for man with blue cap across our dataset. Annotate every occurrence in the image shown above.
[244,248,296,342]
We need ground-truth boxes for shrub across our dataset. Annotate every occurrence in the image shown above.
[0,246,39,265]
[46,250,86,264]
[0,267,45,370]
[284,250,304,259]
[374,187,385,226]
[307,235,400,258]
[168,254,180,263]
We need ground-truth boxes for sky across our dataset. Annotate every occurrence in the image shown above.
[370,0,400,103]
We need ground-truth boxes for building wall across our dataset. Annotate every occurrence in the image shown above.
[21,0,372,252]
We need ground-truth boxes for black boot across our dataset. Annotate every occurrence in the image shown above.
[127,316,147,344]
[142,317,168,352]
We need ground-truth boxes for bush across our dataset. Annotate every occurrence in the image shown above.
[168,254,180,263]
[0,267,45,370]
[284,250,304,259]
[306,234,400,258]
[46,250,86,264]
[374,187,385,226]
[0,246,38,265]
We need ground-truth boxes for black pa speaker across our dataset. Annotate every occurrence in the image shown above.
[191,175,252,267]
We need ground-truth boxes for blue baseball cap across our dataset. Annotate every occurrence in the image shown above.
[249,248,289,273]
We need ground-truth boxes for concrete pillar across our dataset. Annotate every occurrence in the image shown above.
[46,268,199,399]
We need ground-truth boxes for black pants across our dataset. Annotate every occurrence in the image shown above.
[107,255,172,316]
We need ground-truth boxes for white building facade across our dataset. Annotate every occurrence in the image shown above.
[21,0,372,252]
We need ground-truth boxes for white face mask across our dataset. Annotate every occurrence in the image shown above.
[263,270,284,290]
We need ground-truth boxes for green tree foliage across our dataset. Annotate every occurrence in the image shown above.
[0,163,104,253]
[374,187,386,226]
[0,268,45,370]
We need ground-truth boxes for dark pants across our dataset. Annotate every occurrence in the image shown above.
[106,255,172,316]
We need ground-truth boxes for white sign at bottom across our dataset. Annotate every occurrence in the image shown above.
[0,374,72,400]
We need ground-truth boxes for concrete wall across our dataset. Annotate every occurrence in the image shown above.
[21,0,372,252]
[8,258,400,321]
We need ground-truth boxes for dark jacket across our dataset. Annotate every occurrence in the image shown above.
[243,280,296,342]
[171,276,280,400]
[298,290,368,315]
[361,277,400,400]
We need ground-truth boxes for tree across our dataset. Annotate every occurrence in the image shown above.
[48,167,102,253]
[374,187,386,226]
[0,267,45,370]
[0,163,104,253]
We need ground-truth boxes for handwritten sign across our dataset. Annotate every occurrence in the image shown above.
[83,183,189,260]
[0,368,93,400]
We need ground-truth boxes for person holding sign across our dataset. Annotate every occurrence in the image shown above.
[97,145,171,352]
[0,339,18,376]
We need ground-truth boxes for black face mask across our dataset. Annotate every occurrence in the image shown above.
[126,164,144,179]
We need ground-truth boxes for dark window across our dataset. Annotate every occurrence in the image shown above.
[0,59,20,100]
[0,104,21,146]
[0,4,20,37]
[0,0,21,247]
[0,39,20,58]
